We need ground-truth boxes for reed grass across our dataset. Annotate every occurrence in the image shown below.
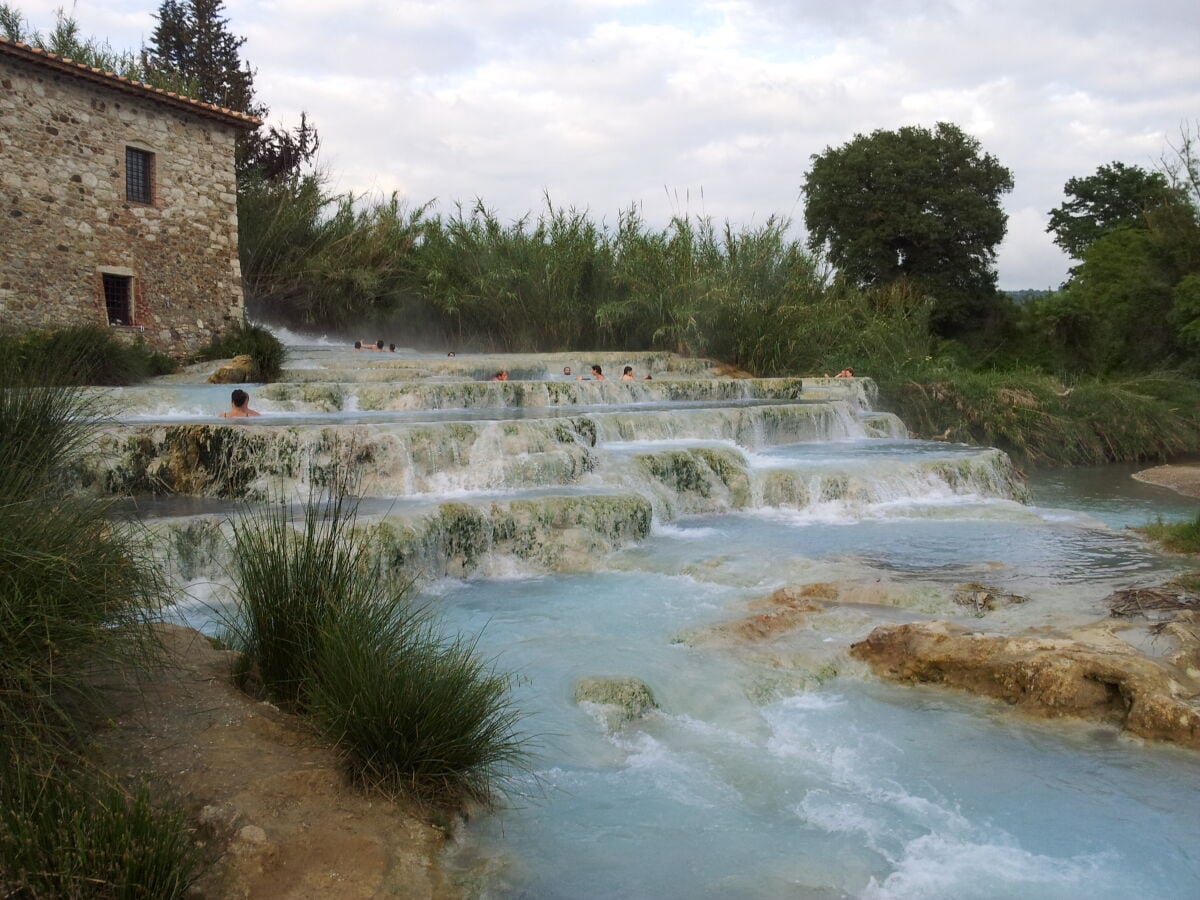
[221,470,527,805]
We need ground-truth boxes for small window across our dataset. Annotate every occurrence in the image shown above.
[103,273,133,325]
[125,147,153,203]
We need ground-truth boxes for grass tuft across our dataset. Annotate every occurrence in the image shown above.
[1139,514,1200,555]
[0,744,202,899]
[309,599,526,805]
[0,358,198,892]
[220,468,528,806]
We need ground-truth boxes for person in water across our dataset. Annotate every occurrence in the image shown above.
[621,366,635,381]
[489,370,509,381]
[578,364,605,381]
[353,340,363,350]
[219,388,260,418]
[834,367,854,378]
[562,366,573,377]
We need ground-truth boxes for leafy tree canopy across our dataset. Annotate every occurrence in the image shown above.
[802,122,1013,335]
[1046,162,1176,259]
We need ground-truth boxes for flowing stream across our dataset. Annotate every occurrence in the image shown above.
[105,340,1200,899]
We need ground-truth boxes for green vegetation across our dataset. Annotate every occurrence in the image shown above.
[9,8,1199,468]
[195,320,288,382]
[1139,513,1200,555]
[880,369,1200,467]
[0,359,201,894]
[803,122,1015,336]
[0,325,177,386]
[0,748,201,899]
[222,473,527,805]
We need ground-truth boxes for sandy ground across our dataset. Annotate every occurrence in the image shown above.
[1133,464,1200,500]
[95,624,459,900]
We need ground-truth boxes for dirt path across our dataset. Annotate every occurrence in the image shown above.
[96,624,458,899]
[1134,464,1200,500]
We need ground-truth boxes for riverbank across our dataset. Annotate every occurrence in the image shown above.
[95,624,455,900]
[1134,463,1200,500]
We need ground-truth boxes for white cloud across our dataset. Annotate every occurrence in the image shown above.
[12,0,1200,287]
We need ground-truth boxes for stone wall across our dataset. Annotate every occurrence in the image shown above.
[0,54,247,354]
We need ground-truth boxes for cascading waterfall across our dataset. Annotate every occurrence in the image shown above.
[103,344,1200,899]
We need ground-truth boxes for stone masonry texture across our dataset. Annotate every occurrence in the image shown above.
[1,48,250,354]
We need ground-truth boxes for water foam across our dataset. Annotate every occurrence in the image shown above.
[862,834,1113,900]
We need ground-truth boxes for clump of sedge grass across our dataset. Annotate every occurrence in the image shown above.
[0,358,165,744]
[309,595,525,805]
[0,359,198,893]
[221,468,527,806]
[0,744,202,899]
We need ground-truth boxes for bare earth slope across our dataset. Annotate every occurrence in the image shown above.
[96,624,456,900]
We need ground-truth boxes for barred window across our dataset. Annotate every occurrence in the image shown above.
[103,273,133,325]
[125,147,153,203]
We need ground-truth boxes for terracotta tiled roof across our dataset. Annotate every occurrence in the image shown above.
[0,36,261,129]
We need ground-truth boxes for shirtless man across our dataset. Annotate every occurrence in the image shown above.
[219,388,261,418]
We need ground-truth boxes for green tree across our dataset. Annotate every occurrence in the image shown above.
[1047,162,1176,259]
[802,122,1013,335]
[145,0,317,181]
[145,0,259,114]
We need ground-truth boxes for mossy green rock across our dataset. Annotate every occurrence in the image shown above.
[573,676,659,723]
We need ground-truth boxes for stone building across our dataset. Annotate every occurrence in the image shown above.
[0,37,260,353]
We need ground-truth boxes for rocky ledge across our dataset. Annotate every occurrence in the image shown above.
[850,614,1200,749]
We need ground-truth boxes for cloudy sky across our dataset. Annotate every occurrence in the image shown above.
[16,0,1200,288]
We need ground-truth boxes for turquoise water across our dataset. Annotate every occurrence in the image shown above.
[145,338,1200,898]
[428,470,1200,898]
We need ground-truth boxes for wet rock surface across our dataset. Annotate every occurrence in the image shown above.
[849,617,1200,749]
[208,354,258,384]
[573,676,659,726]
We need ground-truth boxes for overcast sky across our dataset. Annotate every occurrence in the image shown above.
[16,0,1200,288]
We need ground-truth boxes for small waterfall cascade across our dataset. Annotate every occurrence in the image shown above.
[105,343,1200,898]
[91,348,1015,582]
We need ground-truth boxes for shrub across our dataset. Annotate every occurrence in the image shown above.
[221,472,527,805]
[196,321,287,382]
[0,325,177,386]
[878,368,1200,467]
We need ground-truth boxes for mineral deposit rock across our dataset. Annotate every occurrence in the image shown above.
[850,620,1200,749]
